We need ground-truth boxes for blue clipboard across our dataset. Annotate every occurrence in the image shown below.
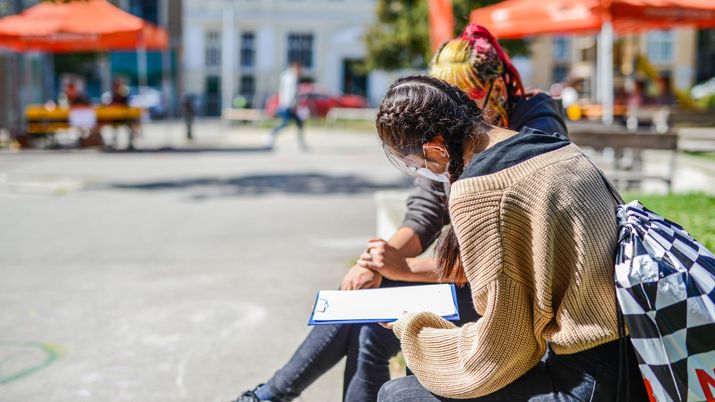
[307,283,460,325]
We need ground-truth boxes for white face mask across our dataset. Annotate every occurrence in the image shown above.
[416,167,450,183]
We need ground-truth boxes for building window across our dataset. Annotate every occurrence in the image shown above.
[553,36,570,62]
[552,65,569,83]
[287,33,314,68]
[205,30,221,67]
[240,32,255,68]
[647,29,674,64]
[239,75,256,106]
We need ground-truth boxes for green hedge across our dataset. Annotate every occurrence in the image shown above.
[623,192,715,251]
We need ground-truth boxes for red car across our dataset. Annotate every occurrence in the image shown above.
[264,83,368,118]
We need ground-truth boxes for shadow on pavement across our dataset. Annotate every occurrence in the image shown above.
[103,146,273,153]
[102,172,413,198]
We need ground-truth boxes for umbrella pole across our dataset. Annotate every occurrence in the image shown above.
[99,52,111,99]
[135,36,148,149]
[137,37,148,93]
[159,0,172,117]
[598,20,614,125]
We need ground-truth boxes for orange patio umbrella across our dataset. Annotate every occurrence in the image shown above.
[470,0,715,124]
[470,0,715,39]
[0,0,167,52]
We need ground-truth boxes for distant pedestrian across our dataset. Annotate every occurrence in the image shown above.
[265,62,307,151]
[182,94,196,141]
[654,75,676,106]
[109,78,129,106]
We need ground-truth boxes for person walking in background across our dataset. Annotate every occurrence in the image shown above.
[182,94,196,141]
[265,62,307,151]
[655,75,676,106]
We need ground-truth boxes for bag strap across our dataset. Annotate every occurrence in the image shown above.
[594,164,629,401]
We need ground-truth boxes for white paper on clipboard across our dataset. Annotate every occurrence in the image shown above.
[308,284,459,325]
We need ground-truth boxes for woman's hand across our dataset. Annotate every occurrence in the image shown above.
[341,265,383,290]
[379,321,394,330]
[357,238,411,279]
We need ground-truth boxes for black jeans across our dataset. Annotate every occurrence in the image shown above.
[377,338,650,402]
[263,280,477,402]
[264,322,362,402]
[271,107,304,134]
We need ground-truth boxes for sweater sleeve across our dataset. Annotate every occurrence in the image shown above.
[393,277,544,398]
[401,176,449,249]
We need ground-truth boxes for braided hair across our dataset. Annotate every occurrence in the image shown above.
[376,75,491,281]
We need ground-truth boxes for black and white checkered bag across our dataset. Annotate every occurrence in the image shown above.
[615,200,715,402]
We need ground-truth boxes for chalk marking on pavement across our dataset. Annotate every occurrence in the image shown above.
[0,175,86,196]
[0,342,62,384]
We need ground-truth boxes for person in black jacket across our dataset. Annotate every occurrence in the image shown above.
[231,24,567,402]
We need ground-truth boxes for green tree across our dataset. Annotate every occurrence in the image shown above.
[364,0,529,71]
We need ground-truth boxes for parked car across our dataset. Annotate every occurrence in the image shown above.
[264,83,367,118]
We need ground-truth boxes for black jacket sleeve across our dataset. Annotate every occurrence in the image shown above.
[401,176,450,250]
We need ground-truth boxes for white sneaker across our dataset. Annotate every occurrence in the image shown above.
[263,136,275,150]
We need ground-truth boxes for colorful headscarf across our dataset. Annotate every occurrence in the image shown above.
[430,23,525,127]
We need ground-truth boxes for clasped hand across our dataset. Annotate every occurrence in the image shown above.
[356,238,410,279]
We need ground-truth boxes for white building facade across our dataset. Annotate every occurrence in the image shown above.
[183,0,390,116]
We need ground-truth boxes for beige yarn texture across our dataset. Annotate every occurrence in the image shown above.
[393,144,622,399]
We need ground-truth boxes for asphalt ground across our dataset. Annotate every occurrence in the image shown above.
[0,121,411,402]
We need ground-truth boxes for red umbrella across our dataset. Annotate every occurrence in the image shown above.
[470,0,715,39]
[0,0,167,52]
[470,0,715,124]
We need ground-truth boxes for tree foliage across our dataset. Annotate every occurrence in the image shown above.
[364,0,529,71]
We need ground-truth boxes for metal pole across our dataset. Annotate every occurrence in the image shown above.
[159,0,172,116]
[99,52,111,97]
[137,34,148,92]
[598,20,614,125]
[11,0,23,137]
[221,0,236,116]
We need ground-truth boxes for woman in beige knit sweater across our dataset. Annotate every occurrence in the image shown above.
[375,75,649,401]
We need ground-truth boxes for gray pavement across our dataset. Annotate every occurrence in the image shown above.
[0,121,411,402]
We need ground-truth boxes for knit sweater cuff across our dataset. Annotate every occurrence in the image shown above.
[393,311,456,340]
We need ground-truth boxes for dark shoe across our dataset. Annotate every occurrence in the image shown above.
[231,384,269,402]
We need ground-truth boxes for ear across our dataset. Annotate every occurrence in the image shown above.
[491,77,508,104]
[423,135,448,157]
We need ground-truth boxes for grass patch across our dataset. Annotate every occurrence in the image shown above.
[683,151,715,162]
[623,192,715,251]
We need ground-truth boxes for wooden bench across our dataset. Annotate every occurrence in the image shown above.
[222,108,266,124]
[626,106,715,133]
[569,128,679,192]
[325,107,377,124]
